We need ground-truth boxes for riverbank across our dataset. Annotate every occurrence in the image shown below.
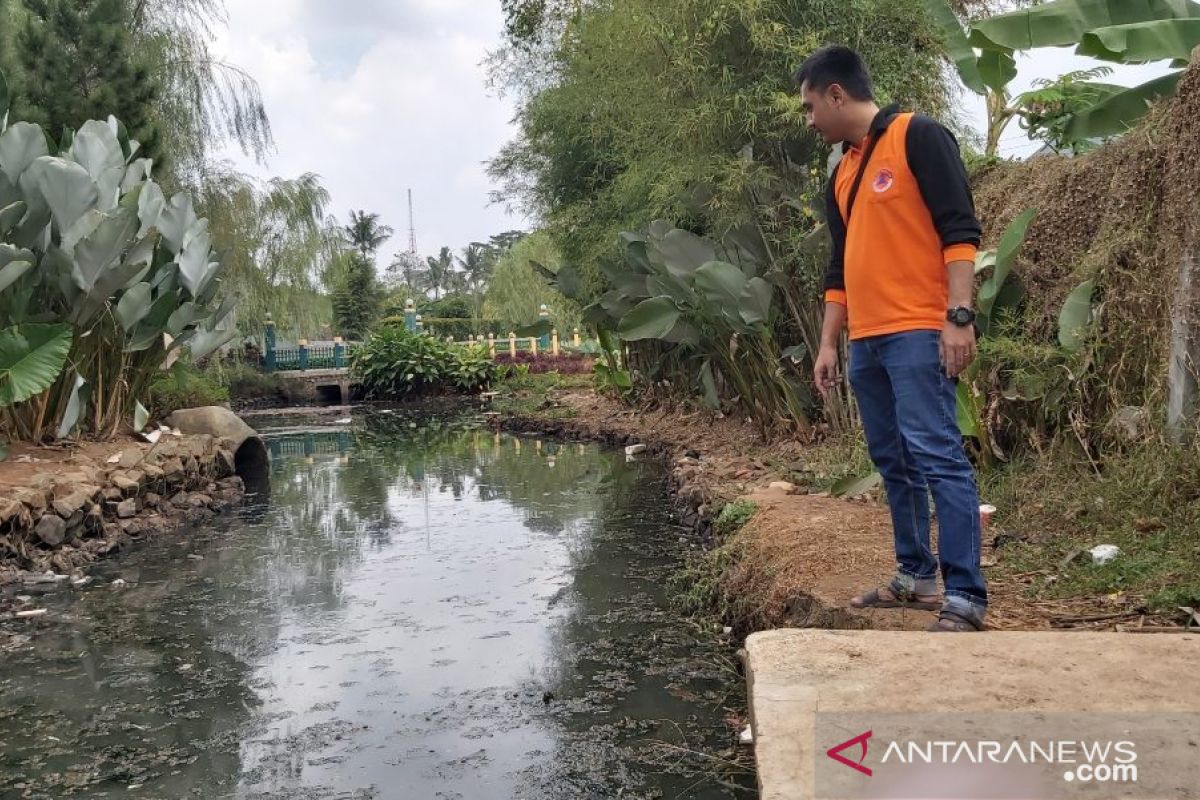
[497,377,1193,633]
[0,434,245,588]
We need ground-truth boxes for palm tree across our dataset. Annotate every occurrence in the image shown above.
[425,247,456,300]
[342,210,394,259]
[458,242,496,322]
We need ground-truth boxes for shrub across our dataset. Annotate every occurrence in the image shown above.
[351,327,499,398]
[148,363,230,418]
[495,352,594,375]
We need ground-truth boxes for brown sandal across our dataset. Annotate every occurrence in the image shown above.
[928,609,985,632]
[850,580,941,611]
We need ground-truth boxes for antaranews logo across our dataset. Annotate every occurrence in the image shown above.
[826,730,874,777]
[824,728,1139,786]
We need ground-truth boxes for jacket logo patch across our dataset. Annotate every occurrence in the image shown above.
[872,168,895,194]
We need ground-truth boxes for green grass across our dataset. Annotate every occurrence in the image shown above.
[671,500,758,619]
[491,370,592,419]
[980,441,1200,612]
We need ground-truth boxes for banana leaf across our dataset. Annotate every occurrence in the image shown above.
[921,0,988,94]
[969,0,1200,52]
[1063,70,1183,141]
[1077,18,1200,61]
[977,49,1018,93]
[657,229,715,279]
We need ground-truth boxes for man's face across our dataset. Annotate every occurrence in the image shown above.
[800,81,847,145]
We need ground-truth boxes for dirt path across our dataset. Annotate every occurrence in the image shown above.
[503,388,1163,632]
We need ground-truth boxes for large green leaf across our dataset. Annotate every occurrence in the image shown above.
[922,0,988,93]
[619,233,654,274]
[1077,18,1200,61]
[662,319,700,347]
[977,49,1018,93]
[116,282,153,330]
[22,156,98,236]
[979,208,1037,319]
[1059,279,1096,351]
[157,193,198,253]
[138,180,165,238]
[70,120,124,211]
[56,373,90,439]
[177,220,216,297]
[617,297,681,341]
[1063,70,1184,141]
[969,0,1200,51]
[740,277,774,326]
[126,288,178,352]
[72,208,139,293]
[657,229,715,279]
[187,326,236,361]
[0,323,72,405]
[0,122,49,183]
[694,260,749,308]
[647,273,698,308]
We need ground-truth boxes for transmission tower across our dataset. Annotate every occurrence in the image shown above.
[406,189,418,261]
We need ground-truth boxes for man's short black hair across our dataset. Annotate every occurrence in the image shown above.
[792,45,874,101]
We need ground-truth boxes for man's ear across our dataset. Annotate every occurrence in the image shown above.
[827,83,846,105]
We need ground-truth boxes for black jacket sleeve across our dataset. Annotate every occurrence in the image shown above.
[824,163,846,295]
[906,115,981,251]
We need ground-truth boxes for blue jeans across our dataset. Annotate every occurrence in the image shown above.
[848,330,988,619]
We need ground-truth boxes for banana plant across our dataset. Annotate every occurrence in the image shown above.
[924,0,1200,154]
[0,73,233,444]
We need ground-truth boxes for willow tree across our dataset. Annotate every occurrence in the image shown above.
[197,167,339,339]
[127,0,273,185]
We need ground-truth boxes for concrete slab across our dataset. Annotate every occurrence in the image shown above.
[744,629,1200,800]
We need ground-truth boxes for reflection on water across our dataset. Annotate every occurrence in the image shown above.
[0,409,752,799]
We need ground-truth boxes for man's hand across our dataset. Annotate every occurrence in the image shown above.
[814,344,840,400]
[940,322,977,378]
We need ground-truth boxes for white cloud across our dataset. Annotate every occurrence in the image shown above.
[214,0,527,272]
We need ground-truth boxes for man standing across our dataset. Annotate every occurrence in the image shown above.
[796,46,988,632]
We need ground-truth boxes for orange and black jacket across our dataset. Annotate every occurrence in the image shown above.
[824,104,982,340]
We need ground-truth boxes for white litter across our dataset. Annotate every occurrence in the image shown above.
[142,429,163,444]
[111,578,128,588]
[739,725,754,745]
[625,444,647,456]
[1089,544,1121,565]
[72,576,93,587]
[15,609,48,618]
[107,453,123,464]
[723,626,733,635]
[335,418,352,425]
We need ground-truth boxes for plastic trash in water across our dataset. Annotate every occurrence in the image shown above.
[739,725,754,745]
[1089,545,1121,565]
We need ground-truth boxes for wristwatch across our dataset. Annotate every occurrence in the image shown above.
[947,306,976,327]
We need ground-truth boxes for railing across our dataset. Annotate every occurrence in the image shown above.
[259,302,590,374]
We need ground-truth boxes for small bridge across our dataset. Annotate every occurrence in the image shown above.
[256,305,592,405]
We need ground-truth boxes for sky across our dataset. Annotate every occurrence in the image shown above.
[213,2,1171,265]
[213,0,527,273]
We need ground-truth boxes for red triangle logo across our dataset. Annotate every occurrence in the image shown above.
[827,730,873,777]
